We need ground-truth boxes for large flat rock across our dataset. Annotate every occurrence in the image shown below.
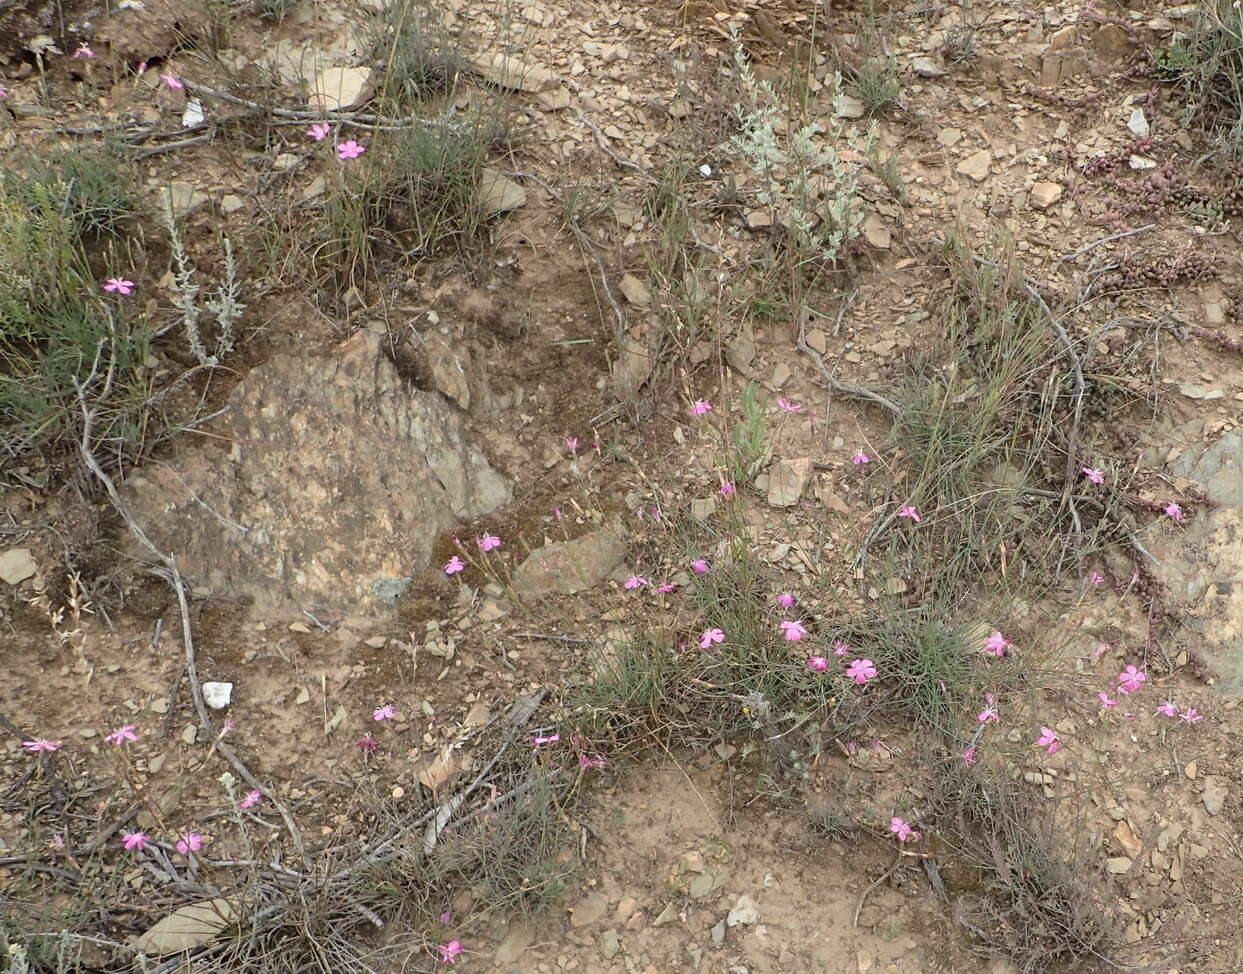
[123,332,509,616]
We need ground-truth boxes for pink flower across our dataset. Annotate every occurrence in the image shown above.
[807,656,829,672]
[962,747,978,767]
[889,817,918,842]
[564,436,579,455]
[719,481,736,496]
[160,73,184,89]
[1081,467,1104,485]
[1098,691,1117,710]
[846,658,877,686]
[477,534,501,552]
[50,833,65,851]
[1117,665,1146,695]
[779,620,808,641]
[655,582,677,593]
[689,400,713,416]
[438,939,463,964]
[832,639,851,656]
[1164,502,1184,523]
[1180,707,1202,723]
[103,278,135,295]
[531,734,560,746]
[175,832,203,854]
[22,739,60,753]
[1155,702,1178,718]
[624,575,648,590]
[691,558,710,575]
[105,725,139,745]
[984,631,1010,658]
[238,789,262,810]
[977,707,1000,723]
[73,45,95,58]
[897,504,921,522]
[776,592,796,609]
[1089,572,1104,586]
[852,452,871,465]
[776,398,800,413]
[1034,727,1061,755]
[336,140,366,160]
[373,704,396,721]
[0,87,7,99]
[439,910,454,923]
[121,832,149,852]
[306,122,331,140]
[444,555,465,575]
[579,753,606,768]
[699,628,725,649]
[356,735,379,752]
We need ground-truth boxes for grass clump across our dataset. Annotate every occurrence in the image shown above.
[366,0,466,109]
[321,114,507,281]
[850,57,902,113]
[0,170,151,472]
[1155,0,1243,134]
[930,760,1111,972]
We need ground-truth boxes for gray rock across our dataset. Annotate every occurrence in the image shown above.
[599,929,620,959]
[911,56,945,77]
[121,332,509,617]
[619,274,651,306]
[511,523,627,599]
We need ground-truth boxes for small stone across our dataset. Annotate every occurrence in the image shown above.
[806,328,827,354]
[220,194,244,214]
[836,94,865,119]
[956,149,991,182]
[149,698,169,714]
[273,152,301,172]
[745,209,773,230]
[690,498,717,520]
[288,621,312,634]
[1202,777,1228,816]
[911,56,945,78]
[615,896,639,923]
[862,212,891,249]
[494,921,535,964]
[1179,383,1224,400]
[466,53,559,93]
[391,786,404,799]
[681,851,706,874]
[309,66,373,111]
[158,182,208,218]
[202,682,233,709]
[599,929,620,960]
[1113,820,1142,859]
[1030,182,1063,209]
[571,892,608,928]
[0,548,37,585]
[180,724,197,745]
[937,127,963,147]
[726,895,759,927]
[478,169,527,213]
[619,274,651,306]
[1129,155,1157,170]
[653,902,679,927]
[710,919,726,946]
[1106,856,1132,874]
[767,457,813,508]
[364,636,387,649]
[1127,108,1150,137]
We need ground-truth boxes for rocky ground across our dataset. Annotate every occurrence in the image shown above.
[3,0,1243,971]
